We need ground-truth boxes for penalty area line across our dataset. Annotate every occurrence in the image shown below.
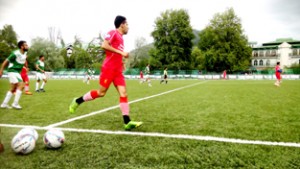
[45,81,207,128]
[1,123,300,148]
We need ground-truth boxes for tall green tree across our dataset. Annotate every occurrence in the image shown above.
[191,46,205,70]
[128,37,151,68]
[74,47,92,69]
[86,34,104,68]
[151,9,195,70]
[0,24,18,63]
[198,8,252,72]
[27,37,64,71]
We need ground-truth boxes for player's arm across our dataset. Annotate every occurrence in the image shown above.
[0,59,9,78]
[101,40,129,58]
[24,60,29,72]
[35,63,45,73]
[0,53,15,77]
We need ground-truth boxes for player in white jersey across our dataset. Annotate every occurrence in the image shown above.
[0,41,29,109]
[35,55,47,92]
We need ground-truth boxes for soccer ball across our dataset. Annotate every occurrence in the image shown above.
[11,133,36,154]
[43,128,65,148]
[17,128,39,141]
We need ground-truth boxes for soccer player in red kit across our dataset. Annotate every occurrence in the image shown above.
[69,15,142,130]
[139,70,144,84]
[274,62,282,86]
[222,70,227,79]
[20,61,32,95]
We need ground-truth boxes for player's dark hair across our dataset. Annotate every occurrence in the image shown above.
[17,41,26,49]
[39,55,44,59]
[114,15,126,28]
[277,62,280,65]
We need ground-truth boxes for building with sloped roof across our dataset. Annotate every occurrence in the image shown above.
[252,38,300,69]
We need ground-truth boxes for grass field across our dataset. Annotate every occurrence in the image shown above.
[0,79,300,168]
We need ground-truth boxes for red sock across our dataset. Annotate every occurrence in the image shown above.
[120,97,129,116]
[83,90,99,101]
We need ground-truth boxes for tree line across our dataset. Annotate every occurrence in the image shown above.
[0,8,252,73]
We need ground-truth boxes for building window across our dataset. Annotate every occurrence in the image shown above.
[266,50,270,57]
[253,51,258,57]
[259,51,264,57]
[266,60,270,66]
[259,60,263,66]
[293,49,297,56]
[254,60,258,66]
[271,50,277,56]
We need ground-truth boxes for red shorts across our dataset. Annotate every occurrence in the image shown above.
[276,74,281,80]
[99,68,125,88]
[21,73,29,82]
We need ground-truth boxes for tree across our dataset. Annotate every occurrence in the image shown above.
[198,8,252,72]
[27,37,64,71]
[74,47,92,69]
[86,33,105,68]
[191,46,205,70]
[0,24,18,63]
[151,9,195,70]
[128,37,150,68]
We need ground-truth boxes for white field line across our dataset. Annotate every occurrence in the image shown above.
[1,123,300,148]
[45,81,207,128]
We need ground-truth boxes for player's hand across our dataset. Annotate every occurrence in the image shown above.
[122,52,129,58]
[0,71,2,78]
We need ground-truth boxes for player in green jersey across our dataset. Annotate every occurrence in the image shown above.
[0,41,29,109]
[160,67,168,84]
[141,64,152,87]
[35,55,47,92]
[83,67,94,85]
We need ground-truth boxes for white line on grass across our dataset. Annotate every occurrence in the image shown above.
[45,81,207,128]
[1,123,300,148]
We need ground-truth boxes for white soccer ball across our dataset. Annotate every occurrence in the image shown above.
[17,128,39,141]
[43,129,65,148]
[11,133,36,154]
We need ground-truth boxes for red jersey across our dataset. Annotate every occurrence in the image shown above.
[275,65,281,75]
[140,71,143,78]
[20,67,27,76]
[223,70,227,79]
[102,30,124,72]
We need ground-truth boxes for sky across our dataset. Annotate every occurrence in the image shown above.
[0,0,299,51]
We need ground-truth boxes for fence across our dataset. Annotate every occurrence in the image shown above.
[1,68,299,80]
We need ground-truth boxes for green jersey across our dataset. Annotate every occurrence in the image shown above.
[36,60,45,73]
[87,69,94,76]
[163,70,168,76]
[145,66,150,75]
[7,50,27,73]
